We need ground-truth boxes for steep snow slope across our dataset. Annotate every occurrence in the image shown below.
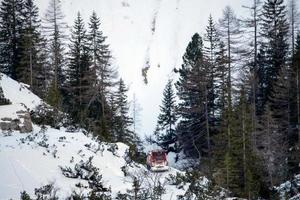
[0,74,192,199]
[36,0,250,135]
[1,74,41,110]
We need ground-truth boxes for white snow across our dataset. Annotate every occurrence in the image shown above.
[0,125,192,199]
[0,72,192,199]
[0,74,41,110]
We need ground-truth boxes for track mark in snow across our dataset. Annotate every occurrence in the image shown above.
[8,157,26,191]
[142,0,163,84]
[171,0,181,72]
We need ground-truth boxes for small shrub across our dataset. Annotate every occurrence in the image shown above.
[20,191,32,200]
[34,183,58,200]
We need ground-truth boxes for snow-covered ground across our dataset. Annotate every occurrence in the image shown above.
[1,74,41,110]
[0,126,189,199]
[0,74,193,199]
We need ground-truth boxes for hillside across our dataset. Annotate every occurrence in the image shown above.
[0,74,299,199]
[1,0,300,199]
[0,74,212,199]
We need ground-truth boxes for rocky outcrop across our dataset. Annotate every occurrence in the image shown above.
[0,107,33,133]
[0,86,11,105]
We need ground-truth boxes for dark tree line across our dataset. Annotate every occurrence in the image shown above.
[0,0,141,154]
[153,0,300,198]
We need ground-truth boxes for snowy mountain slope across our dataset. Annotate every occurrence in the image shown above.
[36,0,250,135]
[0,74,193,199]
[0,74,41,133]
[0,74,41,110]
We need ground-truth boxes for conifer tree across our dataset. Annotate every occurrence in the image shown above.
[65,12,92,126]
[18,0,47,97]
[289,33,300,175]
[106,94,118,141]
[218,6,241,108]
[218,6,242,152]
[235,87,262,198]
[242,0,262,146]
[256,1,289,186]
[215,41,229,112]
[257,0,289,111]
[176,33,212,162]
[204,15,222,127]
[112,79,143,159]
[154,79,178,152]
[44,0,66,108]
[0,0,24,79]
[113,78,137,146]
[257,103,288,187]
[88,11,117,137]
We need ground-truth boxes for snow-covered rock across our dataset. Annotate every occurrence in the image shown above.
[275,174,300,200]
[0,74,40,133]
[0,104,33,133]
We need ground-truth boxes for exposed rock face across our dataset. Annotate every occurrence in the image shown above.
[0,86,11,105]
[0,108,33,133]
[17,110,33,133]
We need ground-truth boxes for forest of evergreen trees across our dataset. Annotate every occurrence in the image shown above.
[0,0,142,155]
[1,0,300,198]
[153,0,300,198]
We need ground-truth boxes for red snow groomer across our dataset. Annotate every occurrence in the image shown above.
[146,149,169,172]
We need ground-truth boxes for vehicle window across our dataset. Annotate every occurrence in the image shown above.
[152,152,165,160]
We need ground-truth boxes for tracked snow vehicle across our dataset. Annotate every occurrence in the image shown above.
[146,149,169,172]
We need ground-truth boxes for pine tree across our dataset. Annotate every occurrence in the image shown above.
[113,78,137,147]
[235,86,262,198]
[88,11,117,137]
[288,33,300,175]
[43,0,66,108]
[155,79,178,152]
[256,0,290,186]
[18,0,47,97]
[126,177,143,200]
[218,6,241,109]
[257,103,288,187]
[175,33,212,163]
[242,0,262,146]
[176,33,204,159]
[211,39,238,194]
[215,41,229,112]
[65,12,92,126]
[204,15,222,128]
[257,0,289,111]
[0,0,24,79]
[204,15,220,63]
